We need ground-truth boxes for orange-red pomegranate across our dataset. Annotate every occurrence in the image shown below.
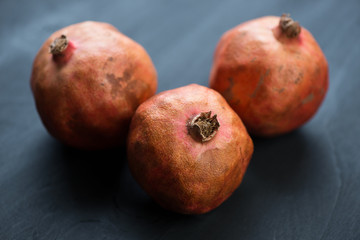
[127,84,253,214]
[209,14,329,137]
[31,21,157,149]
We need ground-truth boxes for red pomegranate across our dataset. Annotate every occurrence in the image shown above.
[127,84,253,214]
[30,21,157,149]
[209,14,329,137]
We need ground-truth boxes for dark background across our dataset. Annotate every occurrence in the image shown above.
[1,0,360,239]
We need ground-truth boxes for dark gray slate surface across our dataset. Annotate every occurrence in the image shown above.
[1,0,360,239]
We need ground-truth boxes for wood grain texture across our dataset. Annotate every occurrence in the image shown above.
[0,0,359,239]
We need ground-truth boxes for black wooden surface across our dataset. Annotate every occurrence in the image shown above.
[1,0,360,239]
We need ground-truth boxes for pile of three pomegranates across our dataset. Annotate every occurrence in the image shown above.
[31,14,328,214]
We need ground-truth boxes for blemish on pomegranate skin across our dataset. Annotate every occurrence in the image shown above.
[125,91,140,110]
[122,69,132,82]
[102,58,112,70]
[295,72,304,84]
[251,69,270,98]
[223,77,234,101]
[106,73,122,98]
[273,87,285,93]
[302,93,314,104]
[295,52,302,59]
[278,65,283,72]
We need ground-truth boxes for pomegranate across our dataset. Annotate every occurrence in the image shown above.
[127,84,253,214]
[30,21,157,149]
[209,14,329,137]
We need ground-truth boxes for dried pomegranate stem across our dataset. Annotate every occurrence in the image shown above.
[187,111,220,142]
[280,14,301,38]
[49,35,69,55]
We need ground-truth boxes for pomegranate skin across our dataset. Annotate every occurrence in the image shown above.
[209,15,329,137]
[127,84,253,214]
[31,21,157,149]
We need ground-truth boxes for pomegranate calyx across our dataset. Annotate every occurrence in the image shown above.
[49,35,69,55]
[188,111,220,142]
[280,14,301,38]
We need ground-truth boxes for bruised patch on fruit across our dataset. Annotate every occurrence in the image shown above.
[273,87,285,93]
[122,69,132,82]
[302,93,314,104]
[106,69,132,99]
[124,90,139,110]
[251,69,270,98]
[278,65,283,73]
[126,77,144,92]
[314,66,321,77]
[106,73,122,98]
[295,72,304,84]
[102,57,115,70]
[223,77,234,101]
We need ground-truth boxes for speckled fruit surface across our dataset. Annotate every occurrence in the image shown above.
[127,84,253,214]
[210,15,329,137]
[31,21,157,149]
